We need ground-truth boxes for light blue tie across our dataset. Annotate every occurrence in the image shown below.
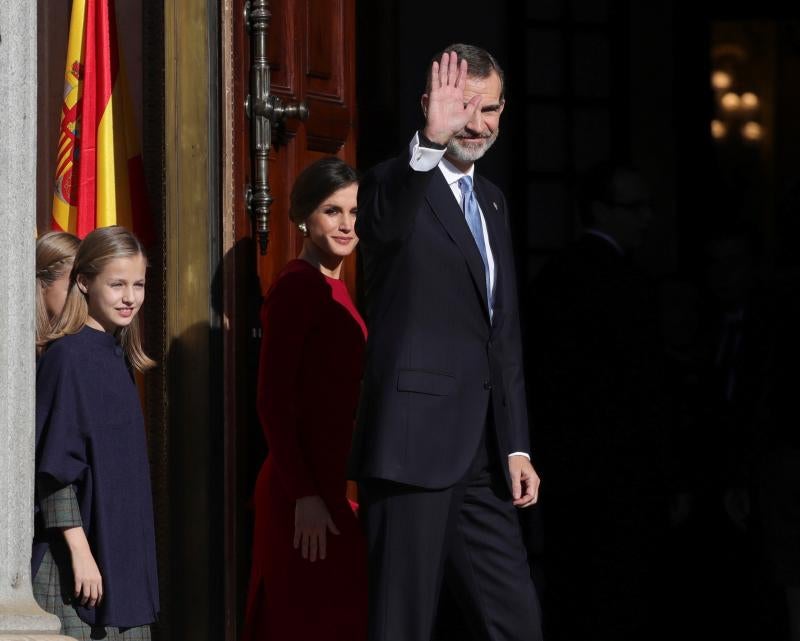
[458,176,492,310]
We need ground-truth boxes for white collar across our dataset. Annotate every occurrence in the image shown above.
[438,155,475,187]
[585,228,624,256]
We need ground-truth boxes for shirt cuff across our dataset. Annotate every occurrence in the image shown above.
[408,131,446,172]
[508,452,531,460]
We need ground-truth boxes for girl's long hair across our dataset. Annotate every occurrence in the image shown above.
[36,231,80,353]
[42,226,156,372]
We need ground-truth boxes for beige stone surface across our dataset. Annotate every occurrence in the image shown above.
[0,3,75,641]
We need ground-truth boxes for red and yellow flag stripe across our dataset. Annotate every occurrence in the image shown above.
[51,0,152,244]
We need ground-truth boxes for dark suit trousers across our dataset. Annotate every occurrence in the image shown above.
[360,426,543,641]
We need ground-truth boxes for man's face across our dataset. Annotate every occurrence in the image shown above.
[595,170,653,252]
[446,71,505,165]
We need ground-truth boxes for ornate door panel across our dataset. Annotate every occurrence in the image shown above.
[251,0,357,293]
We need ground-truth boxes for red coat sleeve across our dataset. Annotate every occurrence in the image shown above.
[256,271,322,500]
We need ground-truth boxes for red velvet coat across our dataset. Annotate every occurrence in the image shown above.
[243,260,367,641]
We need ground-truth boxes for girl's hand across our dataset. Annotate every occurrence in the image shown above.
[62,526,103,607]
[294,495,340,562]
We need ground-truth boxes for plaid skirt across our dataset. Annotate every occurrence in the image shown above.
[33,484,152,641]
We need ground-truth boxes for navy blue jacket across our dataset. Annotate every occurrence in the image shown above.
[33,326,159,628]
[349,150,531,490]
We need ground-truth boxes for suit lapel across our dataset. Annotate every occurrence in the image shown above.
[425,170,490,317]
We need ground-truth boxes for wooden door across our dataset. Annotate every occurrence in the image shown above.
[221,1,357,639]
[243,0,358,294]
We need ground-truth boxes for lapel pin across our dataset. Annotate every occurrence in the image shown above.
[493,201,498,210]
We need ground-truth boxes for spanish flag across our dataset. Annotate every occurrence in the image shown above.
[51,0,153,244]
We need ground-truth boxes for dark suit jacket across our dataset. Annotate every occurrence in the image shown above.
[526,232,670,497]
[349,149,530,490]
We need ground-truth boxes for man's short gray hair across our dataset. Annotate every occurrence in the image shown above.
[426,43,505,100]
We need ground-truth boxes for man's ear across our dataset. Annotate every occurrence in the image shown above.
[498,99,506,115]
[421,94,429,118]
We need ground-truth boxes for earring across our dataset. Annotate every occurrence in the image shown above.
[298,222,309,237]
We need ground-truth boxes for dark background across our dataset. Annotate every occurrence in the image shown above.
[357,0,800,281]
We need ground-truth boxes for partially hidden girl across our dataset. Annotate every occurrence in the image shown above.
[36,230,80,354]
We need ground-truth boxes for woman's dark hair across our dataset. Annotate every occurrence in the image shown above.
[289,157,359,224]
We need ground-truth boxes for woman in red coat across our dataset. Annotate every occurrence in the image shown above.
[243,157,367,641]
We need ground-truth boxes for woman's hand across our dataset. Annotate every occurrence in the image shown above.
[62,526,103,607]
[294,495,340,562]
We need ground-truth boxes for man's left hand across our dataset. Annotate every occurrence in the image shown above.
[509,455,540,508]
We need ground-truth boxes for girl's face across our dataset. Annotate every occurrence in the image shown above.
[306,183,359,261]
[43,268,72,319]
[78,254,147,333]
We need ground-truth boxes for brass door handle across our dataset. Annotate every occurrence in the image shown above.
[249,95,309,124]
[245,0,310,254]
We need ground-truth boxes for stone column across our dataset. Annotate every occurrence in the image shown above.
[0,3,74,640]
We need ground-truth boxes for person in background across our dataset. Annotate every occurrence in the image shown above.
[684,227,775,641]
[242,157,367,641]
[525,162,672,641]
[35,230,80,354]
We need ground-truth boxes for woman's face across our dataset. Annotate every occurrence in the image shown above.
[43,268,72,319]
[305,183,358,261]
[78,254,147,333]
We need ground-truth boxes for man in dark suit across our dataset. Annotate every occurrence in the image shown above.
[350,44,542,641]
[525,163,671,641]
